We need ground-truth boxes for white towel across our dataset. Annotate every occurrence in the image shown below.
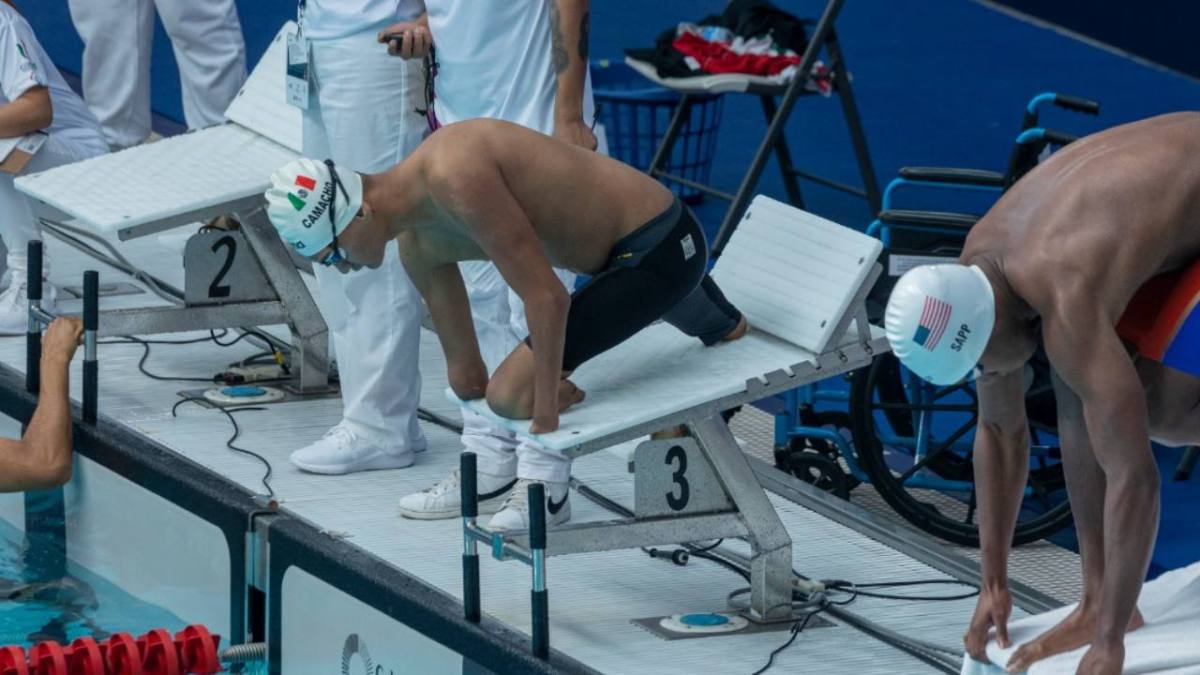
[960,561,1200,674]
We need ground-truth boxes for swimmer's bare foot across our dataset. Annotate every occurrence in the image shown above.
[1005,606,1144,673]
[721,315,749,342]
[557,378,585,413]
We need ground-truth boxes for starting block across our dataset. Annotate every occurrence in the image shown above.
[453,196,889,626]
[14,24,331,393]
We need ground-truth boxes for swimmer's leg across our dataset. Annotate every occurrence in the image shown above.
[661,276,746,344]
[1137,358,1200,447]
[487,264,679,420]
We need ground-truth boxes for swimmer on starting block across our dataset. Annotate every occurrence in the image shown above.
[0,317,82,492]
[264,118,746,523]
[886,112,1200,675]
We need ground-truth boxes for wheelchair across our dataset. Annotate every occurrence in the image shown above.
[774,92,1101,547]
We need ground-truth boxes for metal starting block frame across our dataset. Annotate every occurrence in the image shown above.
[455,196,889,642]
[15,24,330,394]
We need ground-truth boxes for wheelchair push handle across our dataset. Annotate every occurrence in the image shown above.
[1052,93,1100,115]
[1016,127,1078,148]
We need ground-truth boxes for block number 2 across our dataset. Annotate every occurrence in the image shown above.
[208,235,236,299]
[665,445,690,511]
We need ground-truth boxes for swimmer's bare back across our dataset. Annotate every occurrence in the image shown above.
[399,118,676,274]
[964,112,1200,323]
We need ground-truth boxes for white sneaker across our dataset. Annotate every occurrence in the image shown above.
[0,281,56,336]
[289,424,418,475]
[397,468,517,520]
[487,478,571,531]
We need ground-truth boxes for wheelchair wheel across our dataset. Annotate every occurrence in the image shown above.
[849,353,1072,547]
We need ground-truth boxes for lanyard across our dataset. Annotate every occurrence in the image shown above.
[296,0,306,31]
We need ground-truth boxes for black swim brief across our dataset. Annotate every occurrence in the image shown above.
[528,198,742,372]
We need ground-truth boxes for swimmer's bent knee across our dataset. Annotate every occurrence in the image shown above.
[486,377,534,420]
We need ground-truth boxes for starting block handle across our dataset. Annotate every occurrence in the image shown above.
[461,452,481,623]
[528,482,548,659]
[82,271,98,425]
[25,241,43,396]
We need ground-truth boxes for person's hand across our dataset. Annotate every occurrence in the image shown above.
[448,364,487,402]
[1074,642,1124,675]
[530,410,559,435]
[42,317,83,364]
[377,22,432,59]
[553,117,598,151]
[964,584,1012,663]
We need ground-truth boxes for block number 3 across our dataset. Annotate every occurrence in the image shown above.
[665,445,690,511]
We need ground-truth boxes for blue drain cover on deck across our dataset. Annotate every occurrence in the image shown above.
[222,386,267,397]
[679,613,729,627]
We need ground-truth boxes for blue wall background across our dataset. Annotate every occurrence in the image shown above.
[994,0,1200,79]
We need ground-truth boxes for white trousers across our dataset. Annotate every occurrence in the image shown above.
[302,31,428,451]
[0,134,108,268]
[67,0,247,148]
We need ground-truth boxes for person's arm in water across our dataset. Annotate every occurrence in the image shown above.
[0,318,82,492]
[397,232,488,400]
[1041,312,1159,674]
[378,12,431,58]
[548,0,596,150]
[0,85,51,138]
[963,367,1029,663]
[429,157,569,433]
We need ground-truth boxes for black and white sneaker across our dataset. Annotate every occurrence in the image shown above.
[487,478,571,531]
[397,469,517,520]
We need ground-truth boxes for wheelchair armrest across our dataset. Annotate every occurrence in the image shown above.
[877,209,980,230]
[897,167,1005,187]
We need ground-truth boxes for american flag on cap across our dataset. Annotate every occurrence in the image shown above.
[913,296,952,350]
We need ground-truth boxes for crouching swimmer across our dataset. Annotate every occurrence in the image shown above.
[264,118,747,528]
[885,113,1200,675]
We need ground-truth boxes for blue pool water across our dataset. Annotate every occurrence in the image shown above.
[0,513,263,673]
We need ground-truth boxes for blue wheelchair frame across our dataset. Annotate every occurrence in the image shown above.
[772,91,1099,497]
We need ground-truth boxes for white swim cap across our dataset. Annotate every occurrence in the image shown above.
[885,264,995,386]
[264,158,362,255]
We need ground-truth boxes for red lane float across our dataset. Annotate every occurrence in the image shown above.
[135,631,178,675]
[102,635,141,675]
[174,626,220,675]
[65,638,104,675]
[28,642,67,675]
[0,646,29,675]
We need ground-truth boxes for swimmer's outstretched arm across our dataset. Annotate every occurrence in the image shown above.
[430,159,569,433]
[397,234,488,400]
[963,368,1029,662]
[1043,313,1159,674]
[0,318,81,492]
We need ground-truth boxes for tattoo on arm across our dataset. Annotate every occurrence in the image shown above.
[578,11,589,62]
[549,1,569,74]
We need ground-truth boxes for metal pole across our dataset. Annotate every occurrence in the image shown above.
[26,240,42,395]
[711,0,847,258]
[461,452,481,623]
[528,482,548,659]
[82,271,99,425]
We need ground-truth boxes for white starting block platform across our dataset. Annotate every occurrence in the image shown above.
[15,23,331,394]
[452,196,892,622]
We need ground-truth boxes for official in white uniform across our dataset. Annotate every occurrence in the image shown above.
[0,2,107,333]
[67,0,247,149]
[387,0,601,529]
[289,0,430,474]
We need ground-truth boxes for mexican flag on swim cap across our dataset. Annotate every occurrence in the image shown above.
[885,264,996,386]
[264,157,362,254]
